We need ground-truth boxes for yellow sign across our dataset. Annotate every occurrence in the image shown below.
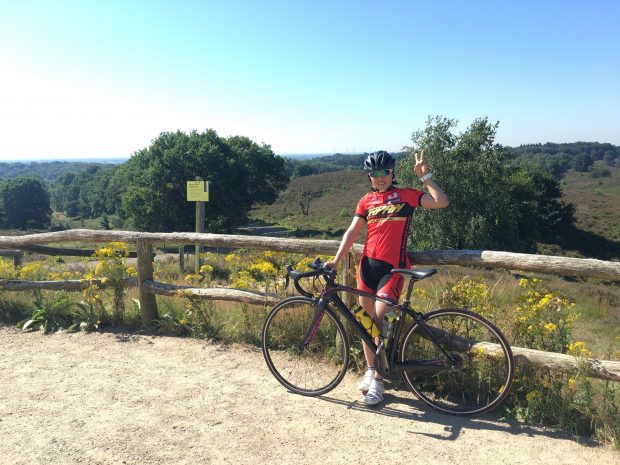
[187,181,209,201]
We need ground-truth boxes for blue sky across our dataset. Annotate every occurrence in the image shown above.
[0,0,618,159]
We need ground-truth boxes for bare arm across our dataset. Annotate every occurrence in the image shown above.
[324,216,365,268]
[414,149,449,209]
[420,178,449,209]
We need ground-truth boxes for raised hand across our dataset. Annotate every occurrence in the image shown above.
[414,149,428,178]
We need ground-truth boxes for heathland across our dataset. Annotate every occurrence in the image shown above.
[0,136,619,446]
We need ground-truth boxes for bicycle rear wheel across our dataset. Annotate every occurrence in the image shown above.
[262,296,350,396]
[400,308,514,416]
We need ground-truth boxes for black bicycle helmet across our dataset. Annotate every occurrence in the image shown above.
[363,150,395,173]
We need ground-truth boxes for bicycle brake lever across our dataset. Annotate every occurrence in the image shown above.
[284,264,292,289]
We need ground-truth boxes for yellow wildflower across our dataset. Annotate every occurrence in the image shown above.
[525,390,540,402]
[18,262,44,280]
[199,264,214,274]
[225,253,240,263]
[125,266,137,277]
[567,341,592,358]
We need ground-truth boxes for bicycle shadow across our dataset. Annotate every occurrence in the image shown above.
[316,388,600,446]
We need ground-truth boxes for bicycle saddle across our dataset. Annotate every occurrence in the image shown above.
[390,268,437,280]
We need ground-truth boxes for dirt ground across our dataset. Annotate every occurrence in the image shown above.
[1,325,618,465]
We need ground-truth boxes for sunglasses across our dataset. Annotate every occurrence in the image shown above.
[369,169,393,178]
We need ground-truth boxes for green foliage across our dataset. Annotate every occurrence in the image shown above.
[17,293,75,334]
[399,116,575,252]
[0,177,52,229]
[154,298,193,336]
[50,165,119,219]
[69,301,101,332]
[590,166,612,178]
[116,130,288,232]
[285,152,407,178]
[0,160,122,182]
[509,142,620,178]
[430,274,618,445]
[292,163,317,177]
[571,153,594,172]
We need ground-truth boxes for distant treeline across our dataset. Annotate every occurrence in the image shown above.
[510,142,619,178]
[284,152,406,177]
[285,142,619,178]
[0,161,118,182]
[3,142,617,182]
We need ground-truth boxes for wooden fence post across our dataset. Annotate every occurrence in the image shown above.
[342,251,357,309]
[179,246,185,273]
[137,240,158,328]
[340,251,357,345]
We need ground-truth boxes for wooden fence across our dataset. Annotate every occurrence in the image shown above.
[0,228,619,381]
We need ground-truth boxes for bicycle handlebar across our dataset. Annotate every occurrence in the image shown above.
[285,258,337,298]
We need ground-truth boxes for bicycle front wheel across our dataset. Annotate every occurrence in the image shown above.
[262,296,350,396]
[400,308,514,416]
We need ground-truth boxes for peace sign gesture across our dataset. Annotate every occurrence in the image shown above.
[414,148,429,178]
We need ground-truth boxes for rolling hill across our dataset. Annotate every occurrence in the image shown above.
[249,166,620,259]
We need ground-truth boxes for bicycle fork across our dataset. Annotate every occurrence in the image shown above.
[301,301,327,347]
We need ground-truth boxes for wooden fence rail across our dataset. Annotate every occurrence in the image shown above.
[1,229,619,381]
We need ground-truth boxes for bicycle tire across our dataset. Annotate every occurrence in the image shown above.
[399,307,514,416]
[262,296,350,396]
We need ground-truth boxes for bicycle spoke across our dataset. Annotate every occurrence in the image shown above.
[400,308,514,416]
[262,297,349,396]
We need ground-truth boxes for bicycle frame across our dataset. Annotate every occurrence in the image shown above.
[315,283,457,379]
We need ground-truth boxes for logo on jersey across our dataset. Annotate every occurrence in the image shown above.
[368,203,405,217]
[386,192,400,204]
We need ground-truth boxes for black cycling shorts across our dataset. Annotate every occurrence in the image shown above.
[357,256,403,301]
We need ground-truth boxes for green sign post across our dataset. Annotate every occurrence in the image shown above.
[187,179,209,272]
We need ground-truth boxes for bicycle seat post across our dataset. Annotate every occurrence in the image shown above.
[402,277,415,306]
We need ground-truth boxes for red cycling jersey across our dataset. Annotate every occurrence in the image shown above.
[355,186,424,268]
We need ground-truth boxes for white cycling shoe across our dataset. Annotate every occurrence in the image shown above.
[358,368,375,395]
[363,378,384,406]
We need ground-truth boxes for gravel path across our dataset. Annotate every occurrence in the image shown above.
[0,326,617,465]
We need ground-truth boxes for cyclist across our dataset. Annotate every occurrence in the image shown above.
[325,149,449,405]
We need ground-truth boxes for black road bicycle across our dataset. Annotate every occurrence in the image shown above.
[261,259,514,416]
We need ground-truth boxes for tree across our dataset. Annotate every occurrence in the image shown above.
[226,136,288,204]
[399,116,574,252]
[508,168,575,245]
[571,153,593,172]
[116,130,288,232]
[50,165,117,219]
[0,177,52,229]
[292,163,317,178]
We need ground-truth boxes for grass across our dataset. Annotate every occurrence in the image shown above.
[249,170,370,238]
[51,212,126,231]
[561,163,620,241]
